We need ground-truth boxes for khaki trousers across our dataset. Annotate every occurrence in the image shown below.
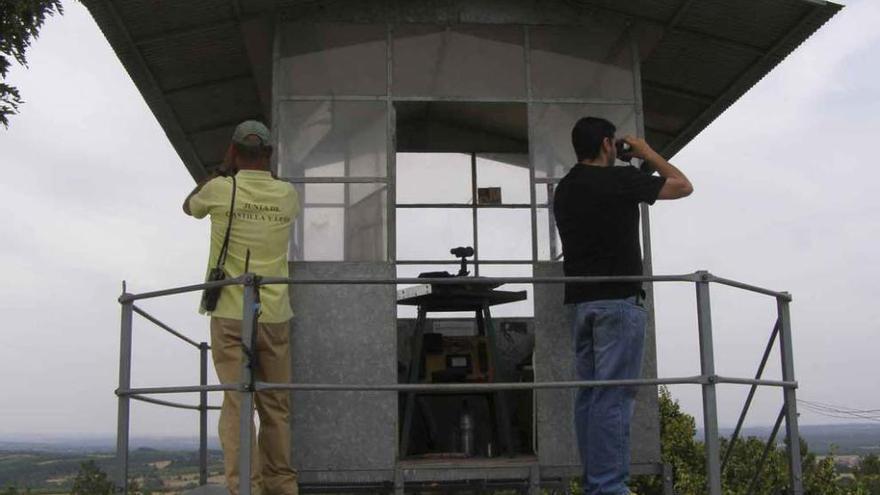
[211,317,298,495]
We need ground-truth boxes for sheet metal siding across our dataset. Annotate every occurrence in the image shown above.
[678,0,813,49]
[85,0,841,175]
[165,77,263,133]
[114,0,236,40]
[189,125,239,167]
[138,24,250,92]
[577,0,679,22]
[641,86,706,136]
[643,31,761,97]
[658,2,842,157]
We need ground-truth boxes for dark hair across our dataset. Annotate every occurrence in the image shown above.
[571,117,616,161]
[233,135,272,161]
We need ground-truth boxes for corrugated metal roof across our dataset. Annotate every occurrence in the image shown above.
[81,0,842,181]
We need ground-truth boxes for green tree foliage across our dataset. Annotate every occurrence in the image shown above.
[0,0,63,127]
[861,454,880,476]
[628,387,869,494]
[856,454,880,495]
[70,460,114,495]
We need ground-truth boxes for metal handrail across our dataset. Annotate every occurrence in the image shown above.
[119,303,216,487]
[132,305,202,349]
[722,319,781,472]
[114,270,804,495]
[118,271,793,301]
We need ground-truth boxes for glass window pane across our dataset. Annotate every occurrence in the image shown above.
[530,103,637,179]
[393,25,526,97]
[278,100,387,178]
[302,183,344,205]
[347,183,387,261]
[476,154,530,205]
[477,209,532,261]
[534,182,557,206]
[529,24,634,99]
[296,207,344,261]
[477,264,533,318]
[290,183,387,261]
[396,153,472,204]
[396,208,473,261]
[279,23,387,96]
[536,207,562,261]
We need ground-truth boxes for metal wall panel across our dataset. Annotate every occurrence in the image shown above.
[289,262,398,478]
[278,23,388,97]
[392,24,526,98]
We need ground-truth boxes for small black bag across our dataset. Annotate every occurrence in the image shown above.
[201,176,237,312]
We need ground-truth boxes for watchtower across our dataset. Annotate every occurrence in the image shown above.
[87,0,841,492]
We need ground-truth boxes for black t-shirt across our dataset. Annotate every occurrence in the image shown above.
[553,164,666,304]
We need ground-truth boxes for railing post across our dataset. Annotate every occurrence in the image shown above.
[778,295,804,494]
[238,274,258,495]
[695,272,722,495]
[116,297,133,494]
[199,342,209,486]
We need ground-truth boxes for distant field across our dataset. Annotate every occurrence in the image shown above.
[2,423,878,492]
[0,447,224,494]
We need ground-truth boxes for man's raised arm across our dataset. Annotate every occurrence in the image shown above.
[623,136,694,200]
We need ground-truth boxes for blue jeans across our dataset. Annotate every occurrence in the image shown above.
[571,297,647,495]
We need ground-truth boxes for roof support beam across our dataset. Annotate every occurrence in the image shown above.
[642,81,714,105]
[667,0,698,29]
[163,73,254,97]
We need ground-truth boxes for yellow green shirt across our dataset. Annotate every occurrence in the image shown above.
[188,170,299,323]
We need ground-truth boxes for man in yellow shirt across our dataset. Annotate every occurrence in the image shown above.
[184,120,300,495]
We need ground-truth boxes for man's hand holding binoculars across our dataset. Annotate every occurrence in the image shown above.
[617,135,662,166]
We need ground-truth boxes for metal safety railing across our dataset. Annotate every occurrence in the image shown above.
[115,270,802,495]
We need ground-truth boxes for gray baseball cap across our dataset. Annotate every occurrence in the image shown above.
[232,120,271,146]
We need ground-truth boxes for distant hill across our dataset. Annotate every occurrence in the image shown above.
[0,434,220,454]
[4,423,878,455]
[704,423,880,455]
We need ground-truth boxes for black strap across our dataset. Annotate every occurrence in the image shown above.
[215,175,237,268]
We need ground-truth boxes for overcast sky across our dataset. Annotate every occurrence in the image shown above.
[0,0,878,441]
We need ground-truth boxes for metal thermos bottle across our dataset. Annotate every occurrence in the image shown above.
[459,401,474,457]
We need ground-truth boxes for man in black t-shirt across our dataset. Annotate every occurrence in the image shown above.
[553,117,692,495]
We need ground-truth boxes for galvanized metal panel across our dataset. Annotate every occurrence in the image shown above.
[532,262,660,469]
[87,0,843,178]
[641,85,707,136]
[289,262,398,478]
[642,30,760,97]
[679,0,812,50]
[165,77,264,133]
[114,0,235,40]
[189,125,237,169]
[577,0,679,23]
[138,24,250,92]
